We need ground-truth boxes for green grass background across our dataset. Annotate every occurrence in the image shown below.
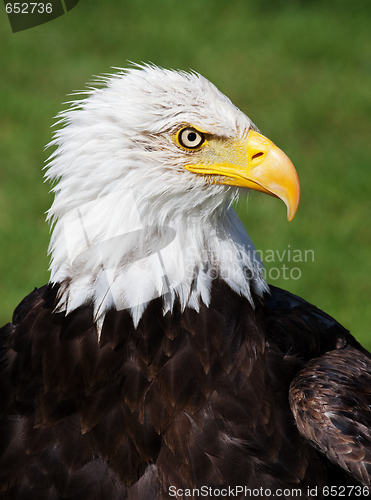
[1,0,371,346]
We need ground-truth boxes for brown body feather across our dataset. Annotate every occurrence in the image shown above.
[0,282,370,499]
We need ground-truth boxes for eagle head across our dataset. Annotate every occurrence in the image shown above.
[45,64,300,333]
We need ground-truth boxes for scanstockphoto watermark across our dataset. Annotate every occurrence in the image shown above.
[185,245,315,283]
[4,0,79,33]
[256,245,314,282]
[60,190,315,313]
[168,485,304,497]
[168,485,371,497]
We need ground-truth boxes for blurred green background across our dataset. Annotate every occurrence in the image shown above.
[1,0,370,346]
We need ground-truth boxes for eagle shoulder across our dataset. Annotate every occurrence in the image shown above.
[264,287,371,486]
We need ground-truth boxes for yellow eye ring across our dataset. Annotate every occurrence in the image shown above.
[177,127,205,150]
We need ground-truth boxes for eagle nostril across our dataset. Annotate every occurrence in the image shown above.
[252,152,264,161]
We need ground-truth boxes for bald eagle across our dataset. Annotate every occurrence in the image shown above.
[1,65,371,500]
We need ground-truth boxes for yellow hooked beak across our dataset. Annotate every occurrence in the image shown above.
[184,130,300,221]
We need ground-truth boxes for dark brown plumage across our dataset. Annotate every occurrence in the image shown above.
[1,281,371,499]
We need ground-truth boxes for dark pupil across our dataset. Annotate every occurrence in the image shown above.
[187,132,197,142]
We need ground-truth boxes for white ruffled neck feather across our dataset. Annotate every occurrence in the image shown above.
[45,65,267,334]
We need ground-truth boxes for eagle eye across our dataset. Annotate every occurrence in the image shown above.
[178,127,205,150]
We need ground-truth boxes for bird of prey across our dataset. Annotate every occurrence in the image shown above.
[1,65,371,500]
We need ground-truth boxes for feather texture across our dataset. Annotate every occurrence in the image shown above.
[1,283,369,499]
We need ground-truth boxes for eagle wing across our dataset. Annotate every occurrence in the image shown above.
[289,345,371,485]
[263,286,371,485]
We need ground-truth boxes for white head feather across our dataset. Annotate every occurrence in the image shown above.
[45,65,267,335]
